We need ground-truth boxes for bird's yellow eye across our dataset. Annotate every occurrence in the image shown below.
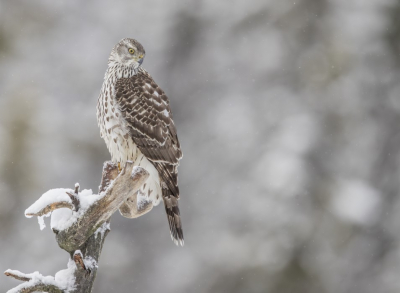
[128,48,135,54]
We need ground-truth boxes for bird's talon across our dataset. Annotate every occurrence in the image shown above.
[119,162,126,175]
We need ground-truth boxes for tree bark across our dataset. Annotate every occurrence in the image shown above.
[5,161,150,293]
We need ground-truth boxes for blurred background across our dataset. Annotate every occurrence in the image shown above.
[1,0,400,292]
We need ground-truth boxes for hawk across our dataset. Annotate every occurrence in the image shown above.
[97,38,184,246]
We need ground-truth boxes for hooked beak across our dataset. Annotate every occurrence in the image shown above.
[138,58,144,65]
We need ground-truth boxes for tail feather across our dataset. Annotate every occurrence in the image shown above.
[163,188,184,246]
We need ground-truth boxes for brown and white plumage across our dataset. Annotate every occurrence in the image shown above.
[97,38,184,245]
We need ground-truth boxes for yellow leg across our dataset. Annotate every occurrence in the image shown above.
[118,162,122,173]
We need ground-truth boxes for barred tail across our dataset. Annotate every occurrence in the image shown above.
[162,188,184,246]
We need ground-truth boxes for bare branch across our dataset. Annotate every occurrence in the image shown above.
[99,162,119,193]
[74,183,80,194]
[4,270,64,293]
[25,201,74,217]
[56,162,149,252]
[7,283,64,293]
[7,161,152,293]
[119,192,153,218]
[4,270,31,282]
[72,250,92,277]
[73,251,86,271]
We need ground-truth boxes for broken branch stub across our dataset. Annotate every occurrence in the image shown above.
[99,162,119,193]
[66,190,80,212]
[56,162,149,252]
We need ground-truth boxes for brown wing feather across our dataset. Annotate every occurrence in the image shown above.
[115,69,184,245]
[115,70,182,164]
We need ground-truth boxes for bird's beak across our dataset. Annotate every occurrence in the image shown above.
[138,55,144,65]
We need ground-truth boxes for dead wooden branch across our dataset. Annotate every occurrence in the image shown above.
[56,162,149,252]
[4,269,64,293]
[66,184,80,212]
[25,201,74,217]
[4,270,30,282]
[6,161,151,293]
[6,282,64,293]
[119,188,153,218]
[73,251,88,273]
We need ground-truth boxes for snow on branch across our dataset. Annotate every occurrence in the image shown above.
[5,161,151,293]
[25,184,81,221]
[4,259,75,293]
[56,163,150,252]
[24,186,102,231]
[23,162,150,252]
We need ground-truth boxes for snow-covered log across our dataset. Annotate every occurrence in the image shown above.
[5,161,150,293]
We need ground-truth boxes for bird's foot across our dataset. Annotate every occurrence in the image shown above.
[118,162,127,175]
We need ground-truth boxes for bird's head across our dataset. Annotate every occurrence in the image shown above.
[109,38,146,69]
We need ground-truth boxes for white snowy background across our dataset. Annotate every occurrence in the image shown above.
[1,0,400,292]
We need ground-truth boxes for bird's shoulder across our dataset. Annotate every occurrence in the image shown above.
[116,69,169,102]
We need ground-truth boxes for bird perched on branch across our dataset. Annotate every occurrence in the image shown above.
[97,38,184,246]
